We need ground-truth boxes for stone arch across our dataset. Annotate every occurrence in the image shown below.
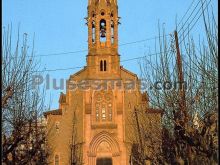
[89,131,120,156]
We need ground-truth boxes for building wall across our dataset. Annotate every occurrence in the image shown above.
[45,66,147,165]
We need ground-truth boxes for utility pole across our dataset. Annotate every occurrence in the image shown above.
[174,30,187,126]
[174,30,191,164]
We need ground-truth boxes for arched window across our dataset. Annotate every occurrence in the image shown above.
[100,19,106,42]
[104,60,107,71]
[95,91,113,122]
[55,155,59,165]
[100,60,103,71]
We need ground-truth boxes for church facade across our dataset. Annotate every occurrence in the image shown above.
[44,0,162,165]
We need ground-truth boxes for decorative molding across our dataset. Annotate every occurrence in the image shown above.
[91,123,117,129]
[89,131,121,156]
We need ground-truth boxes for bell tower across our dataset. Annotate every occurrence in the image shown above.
[86,0,120,77]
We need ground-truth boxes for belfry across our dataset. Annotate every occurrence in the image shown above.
[86,0,120,78]
[44,0,162,164]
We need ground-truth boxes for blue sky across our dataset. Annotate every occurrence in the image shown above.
[3,0,217,110]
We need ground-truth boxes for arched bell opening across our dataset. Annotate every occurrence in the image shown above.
[100,19,107,42]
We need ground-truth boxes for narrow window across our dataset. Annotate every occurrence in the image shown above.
[108,103,112,121]
[96,104,100,121]
[55,155,59,165]
[100,60,103,71]
[104,60,107,71]
[102,105,106,121]
[111,20,114,44]
[92,21,96,44]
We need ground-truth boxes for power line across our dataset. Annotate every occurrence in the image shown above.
[177,0,196,28]
[34,0,212,73]
[22,1,202,59]
[169,0,212,78]
[155,0,206,68]
[119,35,170,46]
[38,66,83,72]
[37,0,209,59]
[35,0,200,58]
[179,0,212,44]
[160,0,212,77]
[35,49,88,57]
[33,51,167,73]
[121,0,212,80]
[33,35,169,57]
[177,0,202,33]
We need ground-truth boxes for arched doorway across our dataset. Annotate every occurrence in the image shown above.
[88,131,120,165]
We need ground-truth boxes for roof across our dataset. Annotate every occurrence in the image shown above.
[70,67,87,78]
[43,109,62,117]
[120,66,137,77]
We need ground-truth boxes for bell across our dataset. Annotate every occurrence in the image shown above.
[100,29,106,38]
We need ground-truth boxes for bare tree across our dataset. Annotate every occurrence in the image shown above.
[136,3,218,164]
[2,25,49,164]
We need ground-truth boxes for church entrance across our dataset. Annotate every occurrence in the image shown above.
[88,131,120,165]
[96,158,112,165]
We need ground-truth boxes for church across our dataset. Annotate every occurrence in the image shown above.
[44,0,162,164]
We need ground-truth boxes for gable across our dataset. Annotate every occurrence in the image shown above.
[120,66,138,80]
